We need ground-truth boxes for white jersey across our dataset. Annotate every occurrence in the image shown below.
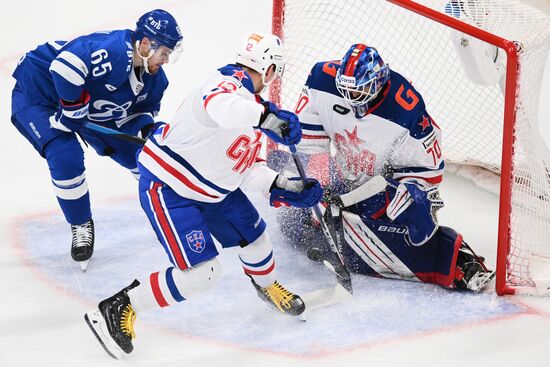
[138,64,278,203]
[295,61,444,189]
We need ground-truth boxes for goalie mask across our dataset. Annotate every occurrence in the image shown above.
[235,32,285,86]
[135,9,184,73]
[336,44,390,108]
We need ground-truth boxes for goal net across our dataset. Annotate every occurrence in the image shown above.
[271,0,550,295]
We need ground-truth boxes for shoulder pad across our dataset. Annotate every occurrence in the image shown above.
[305,61,341,97]
[371,70,429,137]
[87,30,133,86]
[217,64,255,94]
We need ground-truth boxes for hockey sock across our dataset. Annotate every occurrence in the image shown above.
[127,258,221,312]
[45,136,91,224]
[238,232,276,287]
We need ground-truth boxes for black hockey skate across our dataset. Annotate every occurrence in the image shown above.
[454,243,495,292]
[84,279,140,359]
[250,277,305,316]
[70,219,94,271]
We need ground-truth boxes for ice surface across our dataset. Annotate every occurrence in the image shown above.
[2,1,550,366]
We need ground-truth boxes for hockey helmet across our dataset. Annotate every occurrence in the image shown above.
[235,32,285,85]
[335,44,390,107]
[135,9,183,65]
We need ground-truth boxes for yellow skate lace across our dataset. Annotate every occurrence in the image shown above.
[120,304,136,339]
[263,282,294,313]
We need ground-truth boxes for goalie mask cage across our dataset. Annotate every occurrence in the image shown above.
[271,0,550,296]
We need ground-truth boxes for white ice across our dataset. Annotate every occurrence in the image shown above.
[2,1,550,366]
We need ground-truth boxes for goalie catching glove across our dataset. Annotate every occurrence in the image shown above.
[258,101,301,146]
[269,175,323,208]
[49,90,91,132]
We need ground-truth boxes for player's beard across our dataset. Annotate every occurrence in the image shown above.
[148,64,160,74]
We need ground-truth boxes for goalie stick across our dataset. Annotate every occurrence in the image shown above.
[289,145,353,294]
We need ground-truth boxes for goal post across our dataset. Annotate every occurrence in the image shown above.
[271,0,550,296]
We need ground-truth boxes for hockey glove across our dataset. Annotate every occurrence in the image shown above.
[386,179,444,246]
[49,90,91,132]
[258,101,302,146]
[269,175,323,208]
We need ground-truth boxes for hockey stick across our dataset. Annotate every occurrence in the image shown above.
[82,121,146,145]
[289,145,353,294]
[339,175,388,207]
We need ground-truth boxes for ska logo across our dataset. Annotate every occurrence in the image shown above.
[332,104,350,115]
[333,126,376,177]
[186,230,206,253]
[226,130,263,174]
[89,100,133,121]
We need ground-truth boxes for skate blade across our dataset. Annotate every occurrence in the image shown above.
[469,270,496,292]
[299,283,352,321]
[78,260,90,272]
[84,309,123,359]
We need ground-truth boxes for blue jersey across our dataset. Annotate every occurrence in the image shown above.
[12,29,168,126]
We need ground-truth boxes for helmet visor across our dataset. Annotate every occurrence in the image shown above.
[150,40,183,64]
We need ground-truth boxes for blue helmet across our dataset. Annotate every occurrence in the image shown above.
[135,9,183,51]
[335,44,390,107]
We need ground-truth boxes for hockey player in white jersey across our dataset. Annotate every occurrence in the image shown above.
[84,32,323,359]
[272,43,495,292]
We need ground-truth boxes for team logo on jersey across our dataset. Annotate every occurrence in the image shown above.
[89,100,133,121]
[186,230,206,253]
[104,84,117,91]
[333,126,376,177]
[332,104,350,115]
[232,69,248,82]
[226,130,263,174]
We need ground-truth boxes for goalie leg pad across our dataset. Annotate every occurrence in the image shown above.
[341,212,463,288]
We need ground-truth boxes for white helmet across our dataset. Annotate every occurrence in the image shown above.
[235,32,285,85]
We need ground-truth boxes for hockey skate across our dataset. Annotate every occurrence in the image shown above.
[71,219,94,271]
[84,280,139,359]
[250,278,305,316]
[454,243,495,292]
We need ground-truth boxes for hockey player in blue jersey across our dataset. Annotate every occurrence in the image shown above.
[10,9,183,270]
[84,33,323,359]
[271,43,495,292]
